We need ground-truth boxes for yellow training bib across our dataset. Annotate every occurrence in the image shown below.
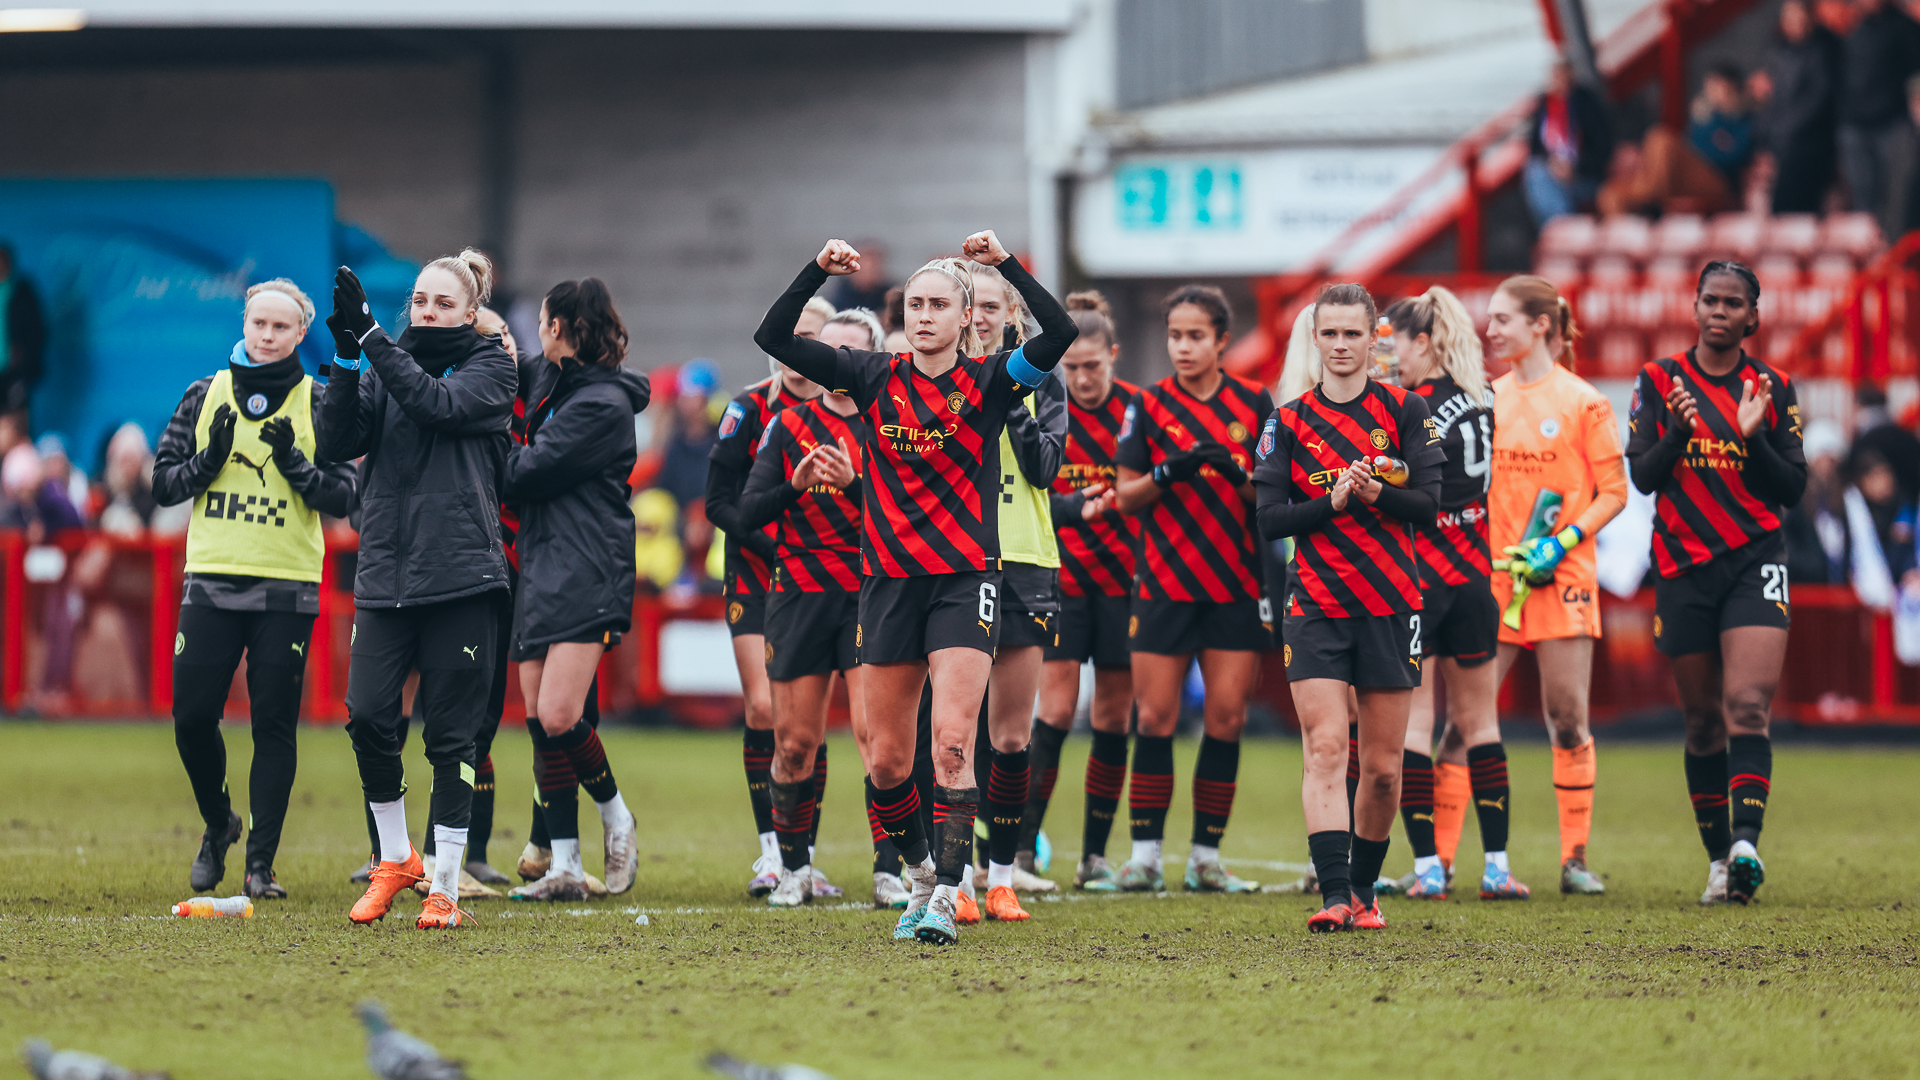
[997,427,1060,569]
[184,370,326,582]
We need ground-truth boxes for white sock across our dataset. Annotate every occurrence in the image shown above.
[960,869,977,898]
[759,831,779,861]
[597,791,632,832]
[1190,844,1220,866]
[1131,839,1163,869]
[431,826,467,898]
[987,861,1013,890]
[370,798,411,865]
[552,838,584,876]
[1485,850,1509,873]
[1415,854,1443,874]
[808,844,817,866]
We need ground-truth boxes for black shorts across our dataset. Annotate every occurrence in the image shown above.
[512,625,622,663]
[1419,577,1499,667]
[724,590,766,638]
[1654,532,1791,657]
[1129,593,1274,655]
[857,568,1002,664]
[764,587,859,680]
[998,562,1060,650]
[1048,591,1133,669]
[1282,609,1421,689]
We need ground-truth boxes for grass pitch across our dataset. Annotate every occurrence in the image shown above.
[0,722,1916,1080]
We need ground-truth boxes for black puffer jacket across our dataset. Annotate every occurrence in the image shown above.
[503,359,651,647]
[319,324,517,608]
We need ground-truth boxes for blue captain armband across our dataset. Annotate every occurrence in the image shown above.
[332,354,364,372]
[1006,346,1047,389]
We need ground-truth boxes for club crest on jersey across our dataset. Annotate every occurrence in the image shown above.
[1369,428,1389,450]
[1630,385,1641,415]
[1118,404,1136,442]
[245,393,269,416]
[1539,417,1561,438]
[719,401,746,439]
[947,392,967,413]
[1256,417,1276,459]
[1227,421,1248,444]
[727,601,744,624]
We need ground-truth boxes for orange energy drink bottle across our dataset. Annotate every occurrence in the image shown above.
[1371,456,1409,486]
[172,896,254,918]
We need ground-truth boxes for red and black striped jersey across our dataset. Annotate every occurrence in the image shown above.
[709,379,789,595]
[1115,373,1273,603]
[746,399,869,593]
[1408,374,1494,586]
[1627,350,1805,577]
[1253,380,1445,617]
[1052,380,1141,597]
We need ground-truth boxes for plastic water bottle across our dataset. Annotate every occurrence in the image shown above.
[172,896,253,918]
[1371,456,1410,486]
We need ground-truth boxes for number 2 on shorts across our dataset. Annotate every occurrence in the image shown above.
[1408,613,1422,657]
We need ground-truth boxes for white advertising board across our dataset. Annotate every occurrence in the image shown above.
[1073,146,1455,277]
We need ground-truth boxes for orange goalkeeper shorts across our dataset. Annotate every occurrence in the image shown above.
[1492,568,1601,646]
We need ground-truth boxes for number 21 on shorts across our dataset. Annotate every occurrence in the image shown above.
[1760,563,1788,604]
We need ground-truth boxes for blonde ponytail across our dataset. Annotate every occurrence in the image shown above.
[1384,285,1489,405]
[1277,303,1320,404]
[1553,295,1580,371]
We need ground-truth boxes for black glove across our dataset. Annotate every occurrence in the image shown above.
[330,266,377,354]
[260,416,299,467]
[326,313,362,363]
[201,404,236,468]
[1196,442,1247,487]
[1150,447,1205,488]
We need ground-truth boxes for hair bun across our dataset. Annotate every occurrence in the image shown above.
[1064,289,1112,317]
[458,248,495,305]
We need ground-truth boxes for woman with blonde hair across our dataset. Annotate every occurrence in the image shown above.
[1381,285,1523,901]
[323,249,519,929]
[153,278,356,899]
[1482,274,1628,896]
[1276,302,1320,405]
[754,232,1077,944]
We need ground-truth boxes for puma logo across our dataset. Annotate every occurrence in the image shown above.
[1476,797,1507,811]
[892,394,910,409]
[290,642,305,657]
[978,620,992,633]
[230,450,270,487]
[462,645,479,660]
[1411,812,1434,823]
[1307,440,1326,453]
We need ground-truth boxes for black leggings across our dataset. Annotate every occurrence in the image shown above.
[172,605,316,870]
[345,594,497,844]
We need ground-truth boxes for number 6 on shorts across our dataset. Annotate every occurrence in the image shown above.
[978,581,998,624]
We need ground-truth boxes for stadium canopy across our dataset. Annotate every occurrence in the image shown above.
[33,0,1075,30]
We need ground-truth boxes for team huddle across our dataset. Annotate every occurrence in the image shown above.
[160,229,1803,939]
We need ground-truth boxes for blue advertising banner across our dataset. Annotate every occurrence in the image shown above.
[0,179,335,472]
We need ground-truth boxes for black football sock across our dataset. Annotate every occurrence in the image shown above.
[986,746,1030,867]
[1082,729,1129,859]
[743,727,775,836]
[1684,748,1733,861]
[467,755,495,865]
[1350,835,1391,907]
[427,759,473,832]
[1307,830,1351,912]
[769,776,817,873]
[931,785,980,887]
[1467,742,1511,854]
[1020,720,1069,853]
[866,779,905,875]
[529,798,551,850]
[973,702,992,868]
[1345,723,1360,835]
[550,720,620,804]
[1128,735,1175,844]
[912,685,938,850]
[1728,734,1772,846]
[364,803,383,863]
[807,742,828,849]
[869,776,929,867]
[1190,734,1240,848]
[530,717,580,843]
[1400,750,1437,858]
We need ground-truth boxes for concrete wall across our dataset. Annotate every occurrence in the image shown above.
[0,28,1031,387]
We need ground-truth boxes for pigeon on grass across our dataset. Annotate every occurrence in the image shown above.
[354,1001,466,1080]
[20,1040,169,1080]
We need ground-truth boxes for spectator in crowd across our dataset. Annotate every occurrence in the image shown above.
[631,487,684,595]
[1837,0,1920,229]
[1690,64,1757,190]
[0,243,47,416]
[1596,123,1735,216]
[1785,420,1849,582]
[880,286,909,353]
[0,442,84,540]
[0,410,27,461]
[654,358,722,509]
[1851,383,1920,498]
[92,421,160,537]
[1524,59,1615,223]
[1766,0,1843,213]
[35,433,88,514]
[825,239,892,313]
[1842,441,1919,607]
